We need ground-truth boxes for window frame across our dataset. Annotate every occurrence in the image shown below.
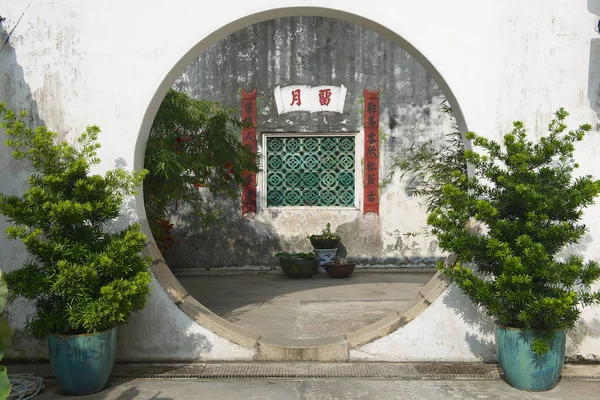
[258,132,362,211]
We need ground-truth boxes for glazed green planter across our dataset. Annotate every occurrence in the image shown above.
[496,326,566,391]
[279,257,319,278]
[48,327,116,395]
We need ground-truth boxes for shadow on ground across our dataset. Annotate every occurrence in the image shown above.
[177,269,435,340]
[178,270,435,316]
[442,283,496,360]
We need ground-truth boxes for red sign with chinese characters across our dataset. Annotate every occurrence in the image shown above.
[363,89,379,215]
[241,89,257,215]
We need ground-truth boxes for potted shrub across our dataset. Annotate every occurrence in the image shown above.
[428,108,600,391]
[274,252,319,279]
[308,223,341,249]
[0,104,152,395]
[308,223,341,271]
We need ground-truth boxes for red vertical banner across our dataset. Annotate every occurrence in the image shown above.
[363,89,380,215]
[241,89,257,215]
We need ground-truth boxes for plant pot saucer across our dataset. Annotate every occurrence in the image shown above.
[324,261,355,278]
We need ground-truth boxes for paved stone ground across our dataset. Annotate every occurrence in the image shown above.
[176,269,435,340]
[10,363,600,399]
[26,377,600,399]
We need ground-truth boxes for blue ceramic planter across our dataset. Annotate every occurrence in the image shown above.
[496,326,566,391]
[48,327,116,395]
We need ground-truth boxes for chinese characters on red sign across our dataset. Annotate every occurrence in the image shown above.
[241,89,257,215]
[363,88,379,215]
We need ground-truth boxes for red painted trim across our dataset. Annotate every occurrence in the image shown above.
[241,89,257,214]
[363,88,380,215]
[241,88,257,100]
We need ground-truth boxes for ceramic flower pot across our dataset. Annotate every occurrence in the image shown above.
[48,327,117,395]
[324,262,356,278]
[313,248,338,272]
[279,257,319,278]
[309,237,341,249]
[496,325,566,391]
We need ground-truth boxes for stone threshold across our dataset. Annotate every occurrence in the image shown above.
[7,362,600,381]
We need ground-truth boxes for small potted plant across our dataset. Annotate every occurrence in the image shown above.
[0,104,152,396]
[308,223,341,271]
[323,258,356,279]
[428,108,600,391]
[274,252,319,279]
[308,223,341,249]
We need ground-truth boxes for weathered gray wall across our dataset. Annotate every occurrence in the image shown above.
[0,23,52,359]
[173,17,439,133]
[167,17,451,268]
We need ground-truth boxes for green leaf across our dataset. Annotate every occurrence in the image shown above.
[0,365,11,399]
[0,321,11,343]
[0,365,9,399]
[0,271,6,313]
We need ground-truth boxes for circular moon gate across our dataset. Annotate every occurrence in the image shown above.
[134,6,467,360]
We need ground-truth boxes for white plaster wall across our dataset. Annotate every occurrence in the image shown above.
[352,285,497,362]
[116,278,255,361]
[0,0,599,361]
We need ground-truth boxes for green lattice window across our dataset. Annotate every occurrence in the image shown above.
[266,136,355,207]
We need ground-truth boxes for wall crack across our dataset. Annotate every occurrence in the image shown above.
[2,0,33,50]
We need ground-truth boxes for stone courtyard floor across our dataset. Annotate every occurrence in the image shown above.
[26,378,600,400]
[175,268,435,340]
[8,362,600,399]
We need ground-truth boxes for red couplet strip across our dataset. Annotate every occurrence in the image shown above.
[363,89,379,215]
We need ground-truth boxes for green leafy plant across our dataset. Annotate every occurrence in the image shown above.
[0,103,152,339]
[308,223,341,241]
[153,218,176,256]
[428,108,600,354]
[144,89,259,241]
[389,101,467,214]
[0,270,11,398]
